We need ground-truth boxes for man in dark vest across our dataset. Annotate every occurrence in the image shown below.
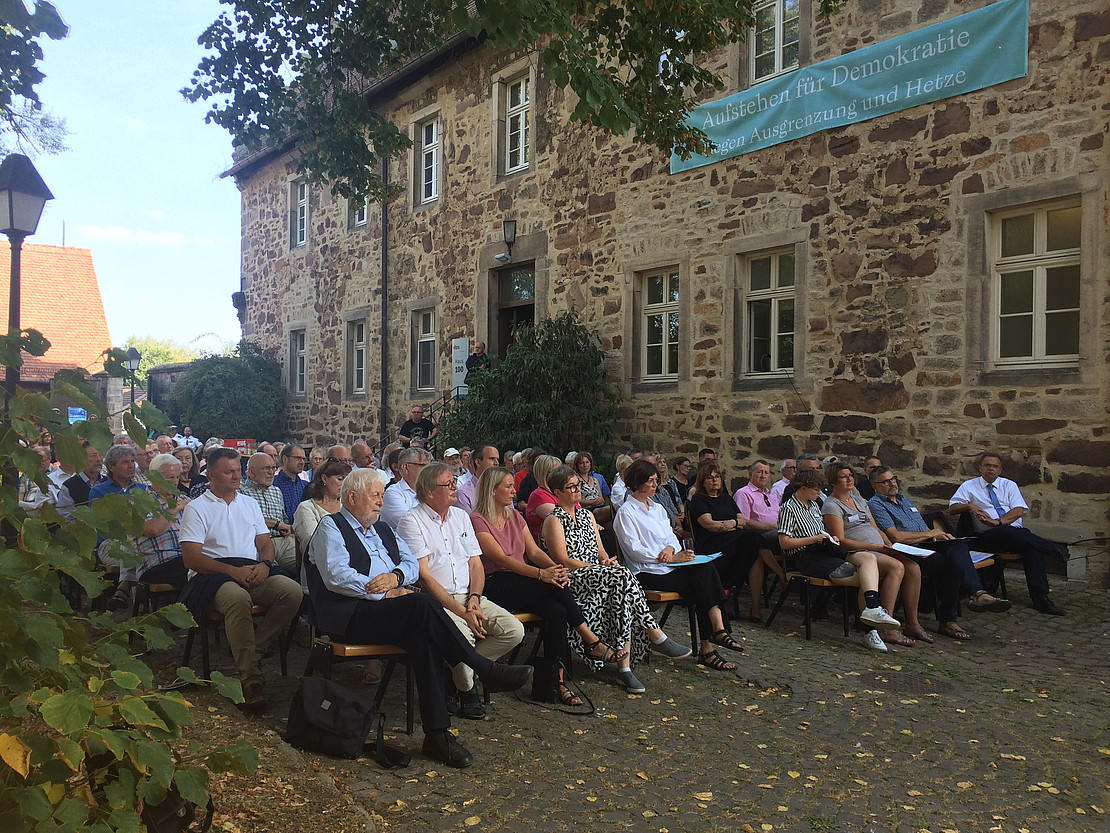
[55,442,105,519]
[306,468,533,769]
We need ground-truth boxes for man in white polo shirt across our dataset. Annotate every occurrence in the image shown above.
[396,462,523,720]
[180,447,302,711]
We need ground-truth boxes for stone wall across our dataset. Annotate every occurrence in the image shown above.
[233,0,1110,583]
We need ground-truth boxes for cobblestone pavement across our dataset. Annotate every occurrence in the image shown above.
[174,572,1110,833]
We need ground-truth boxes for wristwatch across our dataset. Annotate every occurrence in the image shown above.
[392,568,405,586]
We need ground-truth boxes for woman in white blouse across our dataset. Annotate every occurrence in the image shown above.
[614,459,744,672]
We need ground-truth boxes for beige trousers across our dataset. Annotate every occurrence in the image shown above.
[445,594,525,691]
[211,574,302,688]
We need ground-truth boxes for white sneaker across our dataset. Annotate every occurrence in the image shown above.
[860,607,900,629]
[862,629,888,652]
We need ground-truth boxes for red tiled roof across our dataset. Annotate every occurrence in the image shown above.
[0,242,112,382]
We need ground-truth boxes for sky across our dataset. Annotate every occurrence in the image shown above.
[28,1,243,354]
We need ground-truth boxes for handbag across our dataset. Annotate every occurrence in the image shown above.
[814,538,851,560]
[286,676,409,766]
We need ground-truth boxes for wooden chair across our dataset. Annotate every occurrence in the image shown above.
[128,580,180,648]
[182,604,293,680]
[506,612,547,664]
[765,571,853,640]
[303,636,414,735]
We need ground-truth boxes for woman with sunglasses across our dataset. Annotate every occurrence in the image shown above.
[543,465,692,692]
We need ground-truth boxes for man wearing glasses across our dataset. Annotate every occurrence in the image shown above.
[733,459,788,587]
[380,447,430,528]
[240,452,297,575]
[274,444,307,522]
[396,463,524,721]
[868,466,1012,640]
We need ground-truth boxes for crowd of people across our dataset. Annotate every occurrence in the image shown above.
[19,418,1069,768]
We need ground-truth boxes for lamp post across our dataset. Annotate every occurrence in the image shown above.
[124,347,141,409]
[0,153,54,406]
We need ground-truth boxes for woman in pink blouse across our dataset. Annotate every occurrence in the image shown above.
[471,467,623,705]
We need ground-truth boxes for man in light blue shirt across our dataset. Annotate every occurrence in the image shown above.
[306,468,532,769]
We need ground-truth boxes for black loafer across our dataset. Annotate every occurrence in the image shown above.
[480,662,533,693]
[422,731,473,768]
[457,686,486,720]
[1033,598,1066,616]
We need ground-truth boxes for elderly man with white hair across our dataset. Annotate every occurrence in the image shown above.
[306,467,532,768]
[240,452,297,575]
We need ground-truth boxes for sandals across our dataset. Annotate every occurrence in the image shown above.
[697,650,737,672]
[708,629,744,653]
[585,640,628,665]
[967,590,1012,613]
[938,622,972,641]
[903,625,935,644]
[557,684,582,706]
[880,630,916,648]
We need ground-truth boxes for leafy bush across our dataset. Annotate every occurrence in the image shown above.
[0,334,256,831]
[166,340,284,441]
[439,309,616,453]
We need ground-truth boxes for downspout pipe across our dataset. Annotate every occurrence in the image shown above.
[378,158,390,452]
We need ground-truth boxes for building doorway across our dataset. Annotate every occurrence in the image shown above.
[495,265,534,358]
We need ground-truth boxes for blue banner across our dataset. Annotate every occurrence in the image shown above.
[671,0,1029,173]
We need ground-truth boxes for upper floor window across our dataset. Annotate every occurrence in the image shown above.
[289,329,306,396]
[642,270,680,379]
[746,250,795,373]
[348,198,368,229]
[752,0,800,83]
[991,201,1081,368]
[505,77,530,174]
[418,117,440,204]
[347,320,367,395]
[290,181,308,248]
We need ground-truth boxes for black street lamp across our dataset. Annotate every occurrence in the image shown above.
[0,153,54,406]
[124,347,141,409]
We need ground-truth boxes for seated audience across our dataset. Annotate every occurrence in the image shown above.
[470,466,621,705]
[239,453,297,577]
[614,459,744,672]
[543,465,691,693]
[173,446,208,496]
[294,458,352,557]
[455,444,500,515]
[769,459,797,502]
[948,452,1065,615]
[395,463,524,720]
[135,453,190,588]
[572,451,611,524]
[733,459,788,589]
[664,456,692,516]
[822,463,919,647]
[609,454,633,511]
[868,466,1010,641]
[689,460,769,623]
[274,444,307,523]
[524,454,561,540]
[179,448,303,710]
[777,467,901,652]
[305,468,532,767]
[90,444,146,610]
[380,447,429,527]
[55,442,105,519]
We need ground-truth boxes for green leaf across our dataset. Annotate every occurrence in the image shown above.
[52,796,90,827]
[52,432,88,472]
[160,604,195,630]
[175,666,200,684]
[205,737,258,775]
[107,807,141,833]
[173,767,209,806]
[91,727,127,761]
[209,671,243,702]
[122,412,148,448]
[56,737,84,772]
[17,518,50,555]
[39,691,93,734]
[109,670,142,690]
[133,739,174,787]
[117,697,167,731]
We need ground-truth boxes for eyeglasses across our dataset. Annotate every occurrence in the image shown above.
[258,465,278,473]
[873,476,897,486]
[762,494,771,507]
[289,455,306,462]
[837,472,854,480]
[404,461,427,469]
[783,465,797,471]
[435,479,458,490]
[561,482,581,492]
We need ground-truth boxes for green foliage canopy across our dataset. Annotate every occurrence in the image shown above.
[440,309,616,454]
[184,0,840,203]
[0,0,69,156]
[166,340,284,441]
[0,327,256,831]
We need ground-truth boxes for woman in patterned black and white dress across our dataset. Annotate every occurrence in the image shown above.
[543,465,692,693]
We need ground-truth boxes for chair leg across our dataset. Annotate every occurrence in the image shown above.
[182,627,196,670]
[997,562,1008,599]
[799,578,812,640]
[199,618,212,679]
[840,587,850,636]
[765,577,795,629]
[685,603,698,656]
[404,660,414,736]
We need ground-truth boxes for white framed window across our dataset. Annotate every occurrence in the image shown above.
[289,329,306,396]
[347,320,367,394]
[414,309,436,391]
[290,181,308,248]
[751,0,800,83]
[348,198,368,229]
[418,117,440,203]
[746,250,795,373]
[505,77,530,174]
[642,271,680,379]
[991,200,1081,368]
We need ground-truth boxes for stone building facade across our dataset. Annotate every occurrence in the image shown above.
[227,0,1109,583]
